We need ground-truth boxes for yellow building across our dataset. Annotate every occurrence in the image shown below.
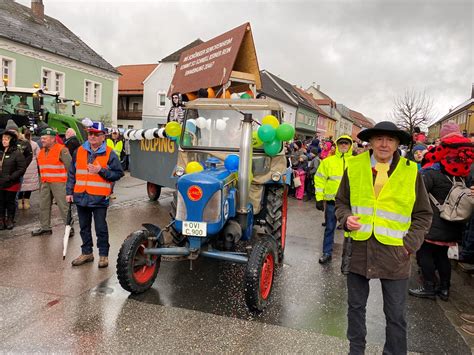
[429,85,474,140]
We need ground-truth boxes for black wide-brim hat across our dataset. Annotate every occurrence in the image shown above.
[357,121,411,145]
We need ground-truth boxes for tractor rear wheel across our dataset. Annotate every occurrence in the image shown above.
[245,235,277,312]
[263,185,288,263]
[146,182,161,201]
[117,230,160,293]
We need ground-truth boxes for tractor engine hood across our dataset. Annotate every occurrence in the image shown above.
[176,168,234,226]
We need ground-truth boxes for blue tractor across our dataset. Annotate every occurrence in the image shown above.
[117,99,288,312]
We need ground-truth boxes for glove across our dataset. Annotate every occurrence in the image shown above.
[316,200,324,211]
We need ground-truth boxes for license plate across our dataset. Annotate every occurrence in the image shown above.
[182,221,207,237]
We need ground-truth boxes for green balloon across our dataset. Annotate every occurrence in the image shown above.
[276,123,295,141]
[258,124,276,143]
[252,131,263,148]
[182,133,192,146]
[240,93,252,99]
[264,140,282,157]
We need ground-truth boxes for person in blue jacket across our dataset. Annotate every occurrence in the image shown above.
[66,121,124,268]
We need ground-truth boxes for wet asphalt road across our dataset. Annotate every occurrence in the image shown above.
[1,173,473,353]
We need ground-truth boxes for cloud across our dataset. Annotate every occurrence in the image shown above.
[16,0,474,124]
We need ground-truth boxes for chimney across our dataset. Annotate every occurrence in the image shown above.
[31,0,44,22]
[317,85,320,91]
[471,83,474,99]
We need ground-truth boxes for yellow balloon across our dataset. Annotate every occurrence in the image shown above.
[185,161,204,174]
[262,115,279,128]
[165,121,182,137]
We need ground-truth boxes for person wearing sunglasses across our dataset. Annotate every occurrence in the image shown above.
[66,121,124,268]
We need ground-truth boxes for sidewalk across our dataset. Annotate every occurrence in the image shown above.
[438,261,474,351]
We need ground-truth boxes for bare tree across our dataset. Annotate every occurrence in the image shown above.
[391,89,434,136]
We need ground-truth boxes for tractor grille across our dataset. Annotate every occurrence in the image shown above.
[202,190,221,223]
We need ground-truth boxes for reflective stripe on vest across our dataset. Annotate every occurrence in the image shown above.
[73,146,112,196]
[346,151,417,246]
[37,144,67,183]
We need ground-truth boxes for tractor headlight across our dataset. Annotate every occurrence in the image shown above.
[271,172,281,182]
[176,191,187,220]
[175,166,185,177]
[202,190,222,223]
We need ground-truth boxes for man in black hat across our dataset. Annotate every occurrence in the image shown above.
[335,121,433,354]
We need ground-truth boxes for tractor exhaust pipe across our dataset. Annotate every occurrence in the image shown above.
[237,113,253,217]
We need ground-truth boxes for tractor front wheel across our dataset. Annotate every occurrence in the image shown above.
[245,235,277,312]
[117,230,160,293]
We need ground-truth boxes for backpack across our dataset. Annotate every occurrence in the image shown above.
[428,176,474,222]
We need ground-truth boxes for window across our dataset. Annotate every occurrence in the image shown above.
[84,80,102,105]
[157,93,166,107]
[132,102,139,112]
[55,72,63,93]
[41,67,65,96]
[118,124,123,128]
[42,69,51,88]
[127,125,134,129]
[2,58,14,85]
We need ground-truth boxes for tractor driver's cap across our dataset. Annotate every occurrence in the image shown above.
[86,121,106,134]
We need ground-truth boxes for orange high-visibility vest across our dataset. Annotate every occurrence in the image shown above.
[38,144,68,183]
[73,146,112,196]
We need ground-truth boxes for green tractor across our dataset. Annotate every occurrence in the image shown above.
[0,85,86,141]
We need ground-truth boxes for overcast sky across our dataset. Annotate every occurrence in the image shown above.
[17,0,473,123]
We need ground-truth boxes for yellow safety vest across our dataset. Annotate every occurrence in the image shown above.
[106,139,123,157]
[346,151,418,246]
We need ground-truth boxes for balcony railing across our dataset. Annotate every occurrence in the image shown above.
[118,110,142,120]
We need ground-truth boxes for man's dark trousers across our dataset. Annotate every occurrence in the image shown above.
[76,205,109,257]
[322,201,337,255]
[347,272,409,355]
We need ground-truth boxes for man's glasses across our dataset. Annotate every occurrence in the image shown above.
[88,132,104,137]
[338,141,351,145]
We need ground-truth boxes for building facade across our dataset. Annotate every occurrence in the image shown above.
[0,0,119,124]
[142,40,203,128]
[428,85,474,141]
[259,70,297,126]
[306,85,354,138]
[117,64,157,129]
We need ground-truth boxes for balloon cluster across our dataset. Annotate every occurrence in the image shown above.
[227,89,254,100]
[256,115,295,157]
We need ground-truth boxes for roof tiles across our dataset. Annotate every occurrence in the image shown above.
[0,0,118,73]
[117,64,158,94]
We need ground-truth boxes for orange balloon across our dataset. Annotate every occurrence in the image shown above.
[223,90,231,99]
[207,87,216,98]
[186,92,197,100]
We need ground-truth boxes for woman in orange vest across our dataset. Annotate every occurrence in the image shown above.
[66,121,124,268]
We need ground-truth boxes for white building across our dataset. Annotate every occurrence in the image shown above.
[142,40,203,128]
